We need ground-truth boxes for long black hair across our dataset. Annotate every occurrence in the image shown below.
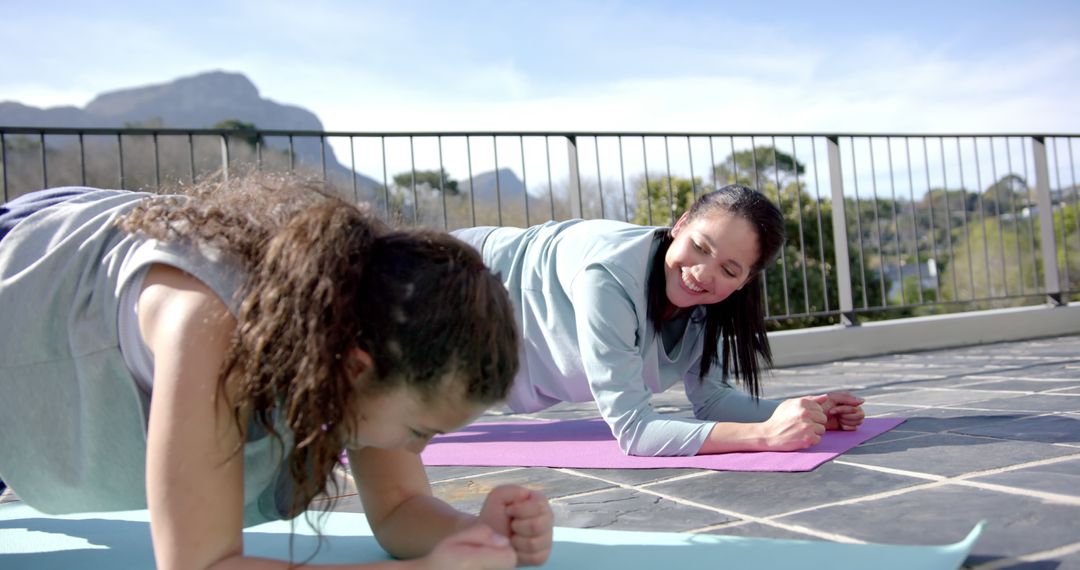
[645,184,785,398]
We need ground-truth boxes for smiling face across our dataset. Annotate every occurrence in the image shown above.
[663,209,761,309]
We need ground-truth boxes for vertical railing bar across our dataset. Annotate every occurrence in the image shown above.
[493,136,504,226]
[545,136,555,221]
[220,133,230,182]
[729,136,737,184]
[1032,136,1062,304]
[320,135,328,188]
[867,137,888,306]
[663,137,675,224]
[790,136,810,314]
[438,136,449,230]
[288,135,295,172]
[687,136,698,200]
[955,138,976,300]
[642,136,653,226]
[520,135,530,226]
[750,137,761,192]
[78,132,87,186]
[256,135,263,171]
[971,137,993,295]
[708,136,717,191]
[1069,138,1080,293]
[850,138,869,309]
[938,138,959,296]
[811,137,830,313]
[1021,140,1039,292]
[618,136,629,222]
[410,135,419,225]
[116,133,125,190]
[755,136,770,319]
[885,138,906,305]
[594,136,605,220]
[152,133,161,190]
[770,137,789,315]
[466,136,477,227]
[1,133,8,202]
[571,136,584,219]
[381,136,391,221]
[924,137,941,300]
[827,136,856,324]
[1004,138,1025,295]
[39,131,48,190]
[1051,138,1070,288]
[906,138,926,304]
[187,133,195,183]
[988,138,1009,296]
[349,137,359,203]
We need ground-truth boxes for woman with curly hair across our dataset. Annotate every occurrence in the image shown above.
[0,174,552,569]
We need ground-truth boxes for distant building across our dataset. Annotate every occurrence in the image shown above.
[883,259,939,301]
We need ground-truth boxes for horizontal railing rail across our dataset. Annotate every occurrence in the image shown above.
[3,126,1077,330]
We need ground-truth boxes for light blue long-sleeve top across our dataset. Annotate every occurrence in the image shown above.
[459,219,780,457]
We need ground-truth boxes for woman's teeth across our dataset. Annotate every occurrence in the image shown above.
[682,269,704,293]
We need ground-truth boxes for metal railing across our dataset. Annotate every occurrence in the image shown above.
[2,126,1077,329]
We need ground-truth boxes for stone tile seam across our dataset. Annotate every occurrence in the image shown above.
[839,450,1080,483]
[950,479,1080,507]
[683,519,863,543]
[426,467,527,485]
[547,467,865,544]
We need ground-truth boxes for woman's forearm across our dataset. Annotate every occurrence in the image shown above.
[371,494,476,559]
[698,421,769,454]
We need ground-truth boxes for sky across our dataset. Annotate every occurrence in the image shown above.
[5,0,1080,136]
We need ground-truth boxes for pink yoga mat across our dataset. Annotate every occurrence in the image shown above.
[420,417,905,472]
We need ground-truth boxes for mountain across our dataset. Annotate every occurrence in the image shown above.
[458,168,529,207]
[0,71,378,193]
[0,71,325,132]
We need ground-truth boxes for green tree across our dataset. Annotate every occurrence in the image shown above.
[392,168,460,194]
[713,146,805,190]
[213,119,262,149]
[630,175,699,226]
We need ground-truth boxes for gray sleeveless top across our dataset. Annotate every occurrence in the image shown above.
[0,189,294,526]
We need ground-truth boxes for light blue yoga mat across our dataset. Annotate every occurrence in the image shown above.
[0,502,983,569]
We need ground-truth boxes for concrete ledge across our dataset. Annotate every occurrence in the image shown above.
[768,302,1080,368]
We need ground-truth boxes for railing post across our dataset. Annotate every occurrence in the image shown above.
[1031,136,1063,305]
[1,132,8,202]
[827,136,858,325]
[566,135,582,218]
[220,134,230,182]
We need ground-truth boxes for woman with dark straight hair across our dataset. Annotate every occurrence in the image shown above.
[454,184,864,457]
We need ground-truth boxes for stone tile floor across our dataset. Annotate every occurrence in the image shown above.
[427,334,1080,569]
[4,335,1079,568]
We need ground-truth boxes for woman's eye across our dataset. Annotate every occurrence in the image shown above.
[410,429,426,439]
[723,267,737,278]
[692,241,705,252]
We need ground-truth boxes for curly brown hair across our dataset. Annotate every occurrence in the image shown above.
[117,172,519,518]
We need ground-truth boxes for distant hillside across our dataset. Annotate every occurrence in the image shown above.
[0,71,378,194]
[0,71,323,131]
[459,168,528,207]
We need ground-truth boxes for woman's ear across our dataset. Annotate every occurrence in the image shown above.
[671,212,690,236]
[345,347,375,380]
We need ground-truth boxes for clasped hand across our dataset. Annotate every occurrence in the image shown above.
[762,391,865,451]
[418,485,553,570]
